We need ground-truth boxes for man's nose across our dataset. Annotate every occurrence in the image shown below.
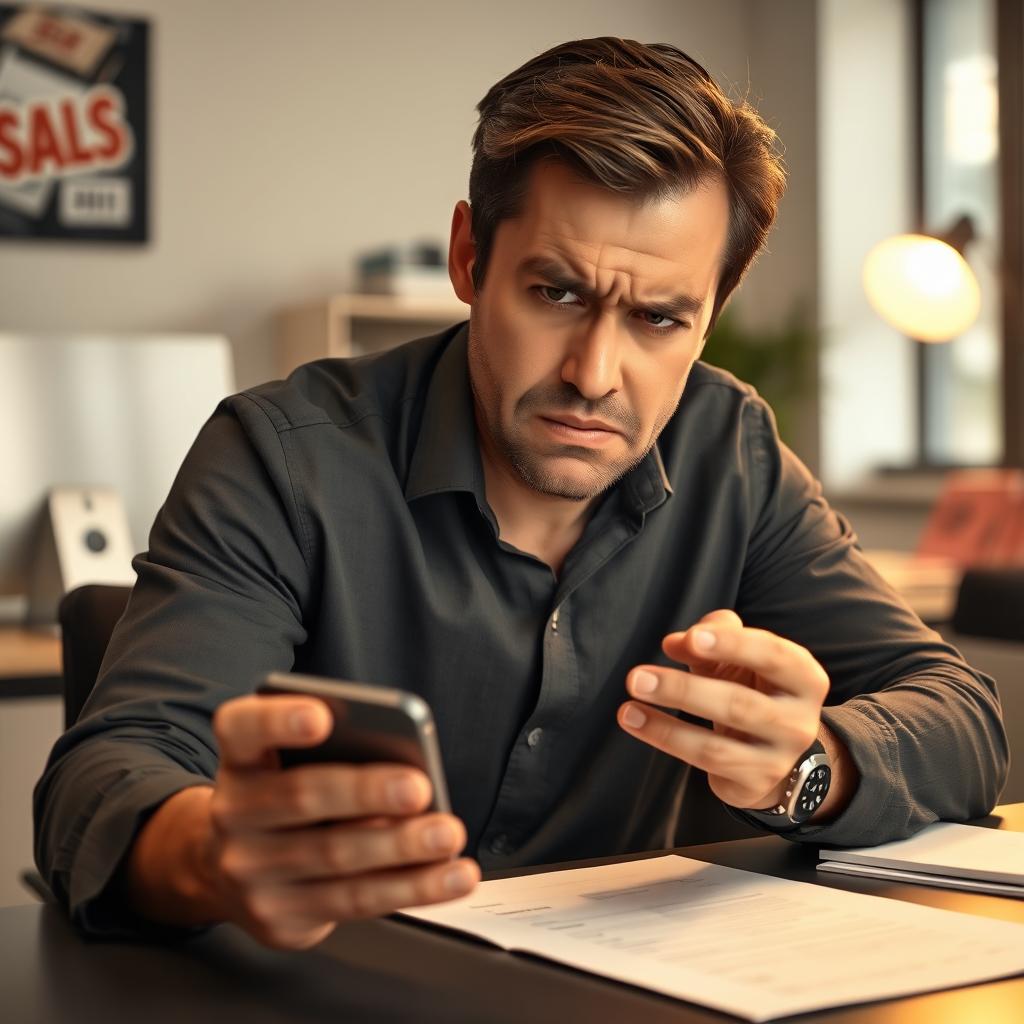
[560,313,624,400]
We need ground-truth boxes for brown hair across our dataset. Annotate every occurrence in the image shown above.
[468,37,786,333]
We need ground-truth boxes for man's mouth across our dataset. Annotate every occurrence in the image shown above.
[538,414,622,446]
[547,413,620,433]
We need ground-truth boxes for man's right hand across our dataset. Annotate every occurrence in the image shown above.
[126,694,480,950]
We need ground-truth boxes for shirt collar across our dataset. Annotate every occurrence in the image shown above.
[624,441,674,518]
[404,323,673,518]
[404,324,484,502]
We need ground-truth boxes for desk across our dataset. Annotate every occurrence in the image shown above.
[4,804,1022,1024]
[0,626,62,697]
[0,627,63,908]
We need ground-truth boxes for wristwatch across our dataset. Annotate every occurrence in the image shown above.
[742,739,832,830]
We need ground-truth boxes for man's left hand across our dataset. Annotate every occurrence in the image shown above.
[618,609,830,812]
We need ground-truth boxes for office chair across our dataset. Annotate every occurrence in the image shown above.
[952,568,1024,642]
[58,583,133,729]
[20,584,133,903]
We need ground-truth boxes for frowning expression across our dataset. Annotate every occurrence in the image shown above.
[454,160,730,501]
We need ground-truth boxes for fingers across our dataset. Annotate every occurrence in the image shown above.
[248,857,481,929]
[662,613,829,702]
[219,813,467,884]
[625,614,830,809]
[617,701,792,807]
[214,695,333,769]
[622,663,798,745]
[208,694,477,951]
[212,761,433,831]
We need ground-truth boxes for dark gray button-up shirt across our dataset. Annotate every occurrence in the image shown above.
[34,323,1009,937]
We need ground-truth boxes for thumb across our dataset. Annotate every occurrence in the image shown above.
[695,608,743,630]
[662,609,744,670]
[213,695,332,770]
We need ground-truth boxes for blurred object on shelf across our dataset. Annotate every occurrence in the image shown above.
[862,469,1024,624]
[358,241,453,299]
[916,469,1024,566]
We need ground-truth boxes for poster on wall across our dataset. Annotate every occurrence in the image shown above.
[0,4,149,243]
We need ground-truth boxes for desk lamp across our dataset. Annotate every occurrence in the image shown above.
[862,214,981,343]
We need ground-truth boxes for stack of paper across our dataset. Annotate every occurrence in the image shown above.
[401,854,1024,1021]
[817,820,1024,897]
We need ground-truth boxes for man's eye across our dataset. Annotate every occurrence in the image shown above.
[538,286,580,305]
[641,311,681,330]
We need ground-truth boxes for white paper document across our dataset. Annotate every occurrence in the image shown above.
[816,821,1024,887]
[401,855,1024,1022]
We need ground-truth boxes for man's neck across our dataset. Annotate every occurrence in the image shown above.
[477,438,597,577]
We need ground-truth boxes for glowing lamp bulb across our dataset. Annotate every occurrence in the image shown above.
[862,234,981,342]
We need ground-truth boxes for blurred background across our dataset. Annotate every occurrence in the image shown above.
[1,0,1022,906]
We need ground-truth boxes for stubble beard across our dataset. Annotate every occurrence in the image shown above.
[467,321,669,503]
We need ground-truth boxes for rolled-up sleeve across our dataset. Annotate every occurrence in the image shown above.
[33,394,312,937]
[731,399,1009,846]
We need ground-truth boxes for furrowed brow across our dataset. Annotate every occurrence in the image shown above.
[520,256,703,321]
[643,293,705,321]
[520,256,593,296]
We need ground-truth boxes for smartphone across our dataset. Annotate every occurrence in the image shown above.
[257,672,451,814]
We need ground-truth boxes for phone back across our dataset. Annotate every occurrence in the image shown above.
[259,672,451,813]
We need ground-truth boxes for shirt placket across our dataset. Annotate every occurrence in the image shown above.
[477,500,650,863]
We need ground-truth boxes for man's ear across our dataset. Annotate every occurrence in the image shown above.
[448,200,476,304]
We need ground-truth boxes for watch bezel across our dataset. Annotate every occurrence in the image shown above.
[743,741,832,828]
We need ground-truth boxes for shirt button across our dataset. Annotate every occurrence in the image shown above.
[489,834,512,855]
[527,727,543,748]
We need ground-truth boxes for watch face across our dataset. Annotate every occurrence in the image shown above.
[793,764,832,822]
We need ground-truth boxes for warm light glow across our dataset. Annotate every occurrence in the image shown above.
[945,55,998,166]
[862,234,981,342]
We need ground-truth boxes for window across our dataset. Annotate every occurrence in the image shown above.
[917,0,1023,467]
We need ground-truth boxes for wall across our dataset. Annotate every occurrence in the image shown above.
[0,0,818,394]
[740,0,821,472]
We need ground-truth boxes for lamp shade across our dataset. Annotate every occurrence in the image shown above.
[862,233,981,342]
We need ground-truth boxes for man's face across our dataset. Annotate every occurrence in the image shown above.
[459,160,730,502]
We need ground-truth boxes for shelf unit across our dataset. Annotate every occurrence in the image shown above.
[276,293,469,377]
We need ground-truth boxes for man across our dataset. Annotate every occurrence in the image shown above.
[35,37,1007,952]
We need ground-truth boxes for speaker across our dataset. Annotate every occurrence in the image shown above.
[27,486,136,626]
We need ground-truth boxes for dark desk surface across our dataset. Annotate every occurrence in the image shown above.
[5,804,1023,1024]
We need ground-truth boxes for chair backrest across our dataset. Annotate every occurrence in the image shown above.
[57,584,133,729]
[952,568,1024,643]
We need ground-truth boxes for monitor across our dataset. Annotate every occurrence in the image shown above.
[0,332,235,623]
